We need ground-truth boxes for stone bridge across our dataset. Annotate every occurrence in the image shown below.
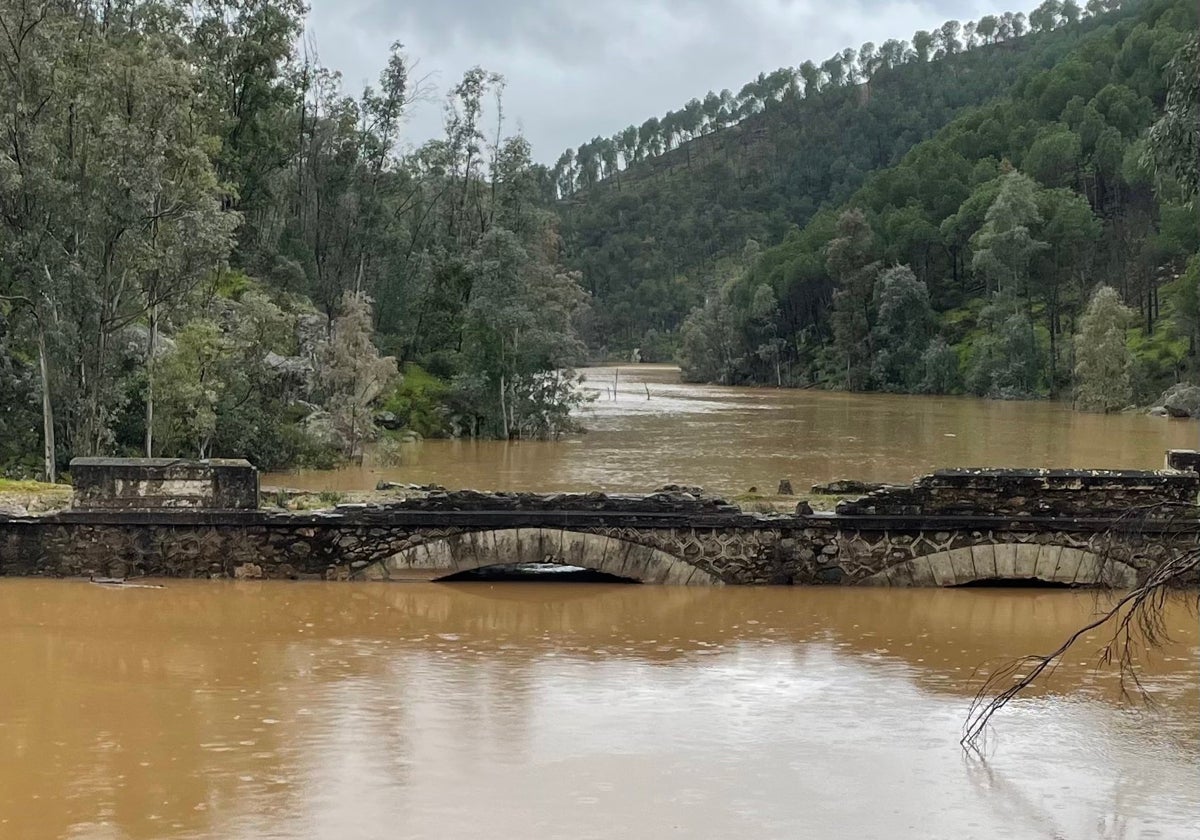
[2,458,1199,588]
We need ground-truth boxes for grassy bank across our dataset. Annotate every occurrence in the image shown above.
[0,479,72,514]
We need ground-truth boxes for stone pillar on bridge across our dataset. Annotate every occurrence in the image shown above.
[69,457,259,510]
[1165,449,1200,473]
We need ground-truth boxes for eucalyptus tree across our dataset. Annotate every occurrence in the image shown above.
[620,125,641,164]
[996,12,1014,40]
[870,266,935,391]
[191,0,305,250]
[576,142,599,187]
[718,89,736,127]
[1073,285,1133,411]
[460,225,587,439]
[597,137,619,181]
[826,209,880,390]
[971,172,1047,296]
[639,117,663,157]
[820,55,845,88]
[554,149,578,196]
[1147,35,1198,199]
[737,80,763,114]
[681,99,704,141]
[701,91,720,133]
[962,21,978,49]
[0,0,237,468]
[841,48,859,84]
[878,39,909,68]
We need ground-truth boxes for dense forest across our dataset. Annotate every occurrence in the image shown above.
[669,0,1197,408]
[0,0,1195,479]
[0,0,583,479]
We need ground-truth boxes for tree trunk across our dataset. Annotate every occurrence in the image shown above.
[145,302,157,457]
[499,374,509,439]
[37,325,56,483]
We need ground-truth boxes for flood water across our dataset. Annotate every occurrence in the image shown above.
[10,372,1199,839]
[265,365,1200,495]
[0,582,1196,839]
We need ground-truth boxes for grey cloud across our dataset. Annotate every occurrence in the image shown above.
[307,0,1040,162]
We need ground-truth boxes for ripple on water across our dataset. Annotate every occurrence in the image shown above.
[0,581,1196,840]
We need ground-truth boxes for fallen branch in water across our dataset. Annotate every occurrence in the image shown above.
[962,504,1200,750]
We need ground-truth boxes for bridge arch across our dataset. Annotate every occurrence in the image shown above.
[860,542,1138,588]
[354,527,721,585]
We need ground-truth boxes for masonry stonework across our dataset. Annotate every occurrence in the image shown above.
[2,464,1198,587]
[70,457,259,510]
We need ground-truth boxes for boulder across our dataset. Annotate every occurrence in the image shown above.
[263,351,314,380]
[374,410,403,430]
[1160,383,1200,418]
[301,409,348,451]
[296,313,326,358]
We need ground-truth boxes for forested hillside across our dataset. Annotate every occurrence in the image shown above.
[0,0,583,478]
[554,1,1137,356]
[673,0,1197,410]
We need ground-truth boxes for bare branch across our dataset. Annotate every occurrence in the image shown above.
[962,502,1200,749]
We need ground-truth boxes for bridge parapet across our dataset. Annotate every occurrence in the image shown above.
[70,457,259,511]
[834,468,1199,519]
[3,459,1199,587]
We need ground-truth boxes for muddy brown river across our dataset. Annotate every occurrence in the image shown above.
[0,582,1195,839]
[5,370,1198,838]
[265,365,1200,495]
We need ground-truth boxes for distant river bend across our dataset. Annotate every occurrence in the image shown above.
[266,365,1200,494]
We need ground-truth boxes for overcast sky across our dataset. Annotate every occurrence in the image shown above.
[306,0,1039,163]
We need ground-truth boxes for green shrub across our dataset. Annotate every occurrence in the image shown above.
[317,490,344,507]
[381,364,450,438]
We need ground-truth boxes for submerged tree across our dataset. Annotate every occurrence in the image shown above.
[678,291,739,385]
[1073,285,1134,412]
[826,209,880,390]
[457,224,588,439]
[870,265,935,391]
[317,292,399,460]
